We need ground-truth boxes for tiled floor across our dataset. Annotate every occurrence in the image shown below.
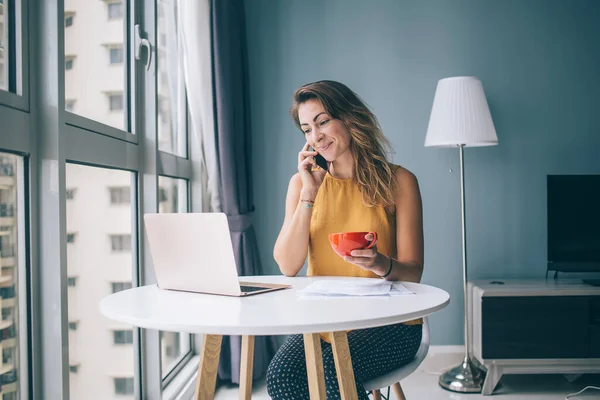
[214,347,600,399]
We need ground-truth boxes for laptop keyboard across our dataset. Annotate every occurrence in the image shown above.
[240,285,269,293]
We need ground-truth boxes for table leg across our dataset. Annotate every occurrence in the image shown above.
[303,333,327,399]
[239,335,255,400]
[195,334,223,400]
[331,331,358,400]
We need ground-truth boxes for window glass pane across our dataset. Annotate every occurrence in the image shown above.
[108,3,123,20]
[64,1,128,131]
[65,13,74,28]
[0,0,7,91]
[158,176,190,380]
[0,153,23,400]
[111,281,131,293]
[109,46,123,65]
[108,187,130,205]
[114,377,134,395]
[156,0,187,157]
[66,164,136,399]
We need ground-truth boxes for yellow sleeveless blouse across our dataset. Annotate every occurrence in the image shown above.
[308,171,422,342]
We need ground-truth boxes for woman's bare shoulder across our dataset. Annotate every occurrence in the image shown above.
[392,165,419,195]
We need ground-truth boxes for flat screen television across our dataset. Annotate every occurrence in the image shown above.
[547,174,600,272]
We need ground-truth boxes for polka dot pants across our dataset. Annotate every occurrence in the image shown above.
[266,323,422,400]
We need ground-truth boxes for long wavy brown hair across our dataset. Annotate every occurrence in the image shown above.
[290,80,396,207]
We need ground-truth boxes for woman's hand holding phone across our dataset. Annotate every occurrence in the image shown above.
[298,142,327,200]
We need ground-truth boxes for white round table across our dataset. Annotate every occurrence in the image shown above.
[100,276,449,400]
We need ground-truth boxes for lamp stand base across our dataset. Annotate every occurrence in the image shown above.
[438,356,486,393]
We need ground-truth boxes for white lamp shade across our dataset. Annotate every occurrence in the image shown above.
[424,76,498,148]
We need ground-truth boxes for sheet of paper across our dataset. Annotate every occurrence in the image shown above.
[297,279,392,296]
[389,282,415,296]
[297,279,416,297]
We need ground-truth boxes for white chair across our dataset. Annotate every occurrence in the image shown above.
[363,318,430,400]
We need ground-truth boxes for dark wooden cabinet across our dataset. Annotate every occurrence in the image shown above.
[481,296,594,359]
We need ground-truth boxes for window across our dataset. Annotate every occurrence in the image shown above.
[111,282,132,293]
[108,93,123,111]
[109,187,130,204]
[157,0,188,157]
[0,155,26,400]
[64,2,128,131]
[65,56,75,71]
[2,348,15,365]
[113,330,133,345]
[2,308,12,321]
[109,47,123,65]
[110,234,131,252]
[3,0,206,393]
[158,176,192,381]
[66,165,135,398]
[159,188,167,203]
[108,2,124,20]
[0,157,13,176]
[66,188,76,199]
[0,0,23,95]
[66,233,76,243]
[114,377,134,395]
[0,203,14,217]
[158,177,187,214]
[0,60,5,91]
[65,100,75,113]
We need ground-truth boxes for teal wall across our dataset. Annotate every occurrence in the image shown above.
[244,0,600,345]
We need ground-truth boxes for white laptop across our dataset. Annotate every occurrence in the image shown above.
[144,212,290,297]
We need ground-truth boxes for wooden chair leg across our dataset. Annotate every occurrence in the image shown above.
[372,389,382,400]
[392,382,406,400]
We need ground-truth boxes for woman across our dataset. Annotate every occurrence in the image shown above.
[267,80,424,400]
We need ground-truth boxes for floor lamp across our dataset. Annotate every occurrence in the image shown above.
[424,76,498,393]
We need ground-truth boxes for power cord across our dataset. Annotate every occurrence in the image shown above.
[565,386,600,399]
[416,366,599,399]
[417,363,461,376]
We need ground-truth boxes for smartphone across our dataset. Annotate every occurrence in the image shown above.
[310,147,328,171]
